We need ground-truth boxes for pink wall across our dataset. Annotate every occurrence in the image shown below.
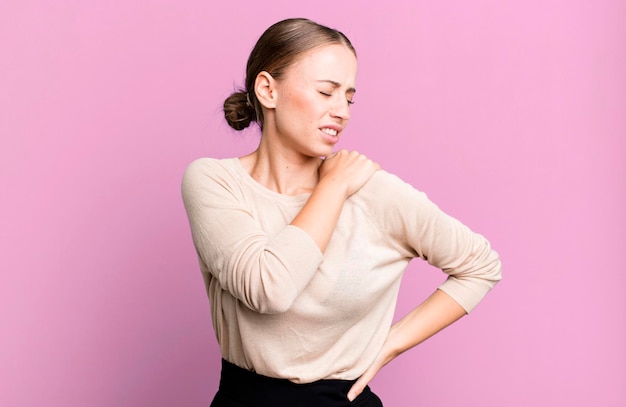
[1,1,624,406]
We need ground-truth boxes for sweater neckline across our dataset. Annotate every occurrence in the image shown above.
[230,157,311,204]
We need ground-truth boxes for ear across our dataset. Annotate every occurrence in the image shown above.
[254,71,277,109]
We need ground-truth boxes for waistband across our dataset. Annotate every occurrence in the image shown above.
[215,358,377,407]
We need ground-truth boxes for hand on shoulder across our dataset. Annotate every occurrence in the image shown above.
[318,149,381,197]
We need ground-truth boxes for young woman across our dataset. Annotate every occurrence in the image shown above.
[182,18,502,407]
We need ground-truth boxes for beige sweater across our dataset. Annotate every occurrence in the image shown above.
[182,157,501,383]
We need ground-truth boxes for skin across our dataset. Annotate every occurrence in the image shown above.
[240,43,373,251]
[239,43,466,402]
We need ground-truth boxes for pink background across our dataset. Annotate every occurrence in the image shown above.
[1,1,624,406]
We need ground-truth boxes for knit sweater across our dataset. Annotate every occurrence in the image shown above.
[181,157,501,384]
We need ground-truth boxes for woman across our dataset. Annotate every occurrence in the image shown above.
[182,18,501,407]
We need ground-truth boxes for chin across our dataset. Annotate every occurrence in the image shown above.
[316,148,335,159]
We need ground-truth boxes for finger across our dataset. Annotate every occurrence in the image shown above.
[347,377,367,402]
[324,150,339,160]
[347,369,375,402]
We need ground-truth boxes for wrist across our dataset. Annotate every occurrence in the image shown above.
[316,174,350,199]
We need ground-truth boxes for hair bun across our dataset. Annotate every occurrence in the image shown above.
[224,91,256,130]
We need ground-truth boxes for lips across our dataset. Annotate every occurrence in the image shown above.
[321,128,338,137]
[319,126,341,144]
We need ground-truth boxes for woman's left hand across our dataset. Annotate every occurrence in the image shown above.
[347,289,467,402]
[347,338,395,402]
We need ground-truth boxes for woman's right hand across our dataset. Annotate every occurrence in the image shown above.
[318,149,380,198]
[290,150,379,252]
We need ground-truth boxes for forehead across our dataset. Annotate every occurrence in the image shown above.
[288,44,358,85]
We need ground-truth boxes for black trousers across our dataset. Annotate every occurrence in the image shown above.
[210,359,384,407]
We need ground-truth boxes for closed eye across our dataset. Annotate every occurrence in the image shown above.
[316,80,356,107]
[320,91,354,105]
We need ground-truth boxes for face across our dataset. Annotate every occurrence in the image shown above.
[261,44,358,159]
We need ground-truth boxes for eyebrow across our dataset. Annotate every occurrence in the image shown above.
[316,80,356,94]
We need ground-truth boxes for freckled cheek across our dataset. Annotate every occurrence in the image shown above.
[286,90,316,112]
[283,92,324,129]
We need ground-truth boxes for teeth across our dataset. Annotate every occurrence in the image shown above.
[321,128,338,136]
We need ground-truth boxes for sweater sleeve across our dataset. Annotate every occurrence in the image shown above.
[355,171,502,313]
[181,159,324,314]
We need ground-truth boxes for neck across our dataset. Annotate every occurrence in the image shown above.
[240,139,322,196]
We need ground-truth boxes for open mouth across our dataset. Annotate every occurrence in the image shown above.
[321,128,338,137]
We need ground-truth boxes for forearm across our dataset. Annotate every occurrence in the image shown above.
[383,289,466,363]
[347,289,466,401]
[290,149,379,252]
[290,177,347,253]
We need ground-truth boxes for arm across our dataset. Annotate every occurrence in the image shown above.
[346,171,502,400]
[348,289,465,401]
[182,159,323,313]
[292,149,380,252]
[182,153,378,314]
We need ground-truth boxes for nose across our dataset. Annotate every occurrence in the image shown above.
[330,96,351,121]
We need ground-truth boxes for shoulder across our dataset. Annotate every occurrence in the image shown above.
[181,157,243,202]
[350,168,440,224]
[183,157,236,178]
[183,157,240,187]
[355,169,428,203]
